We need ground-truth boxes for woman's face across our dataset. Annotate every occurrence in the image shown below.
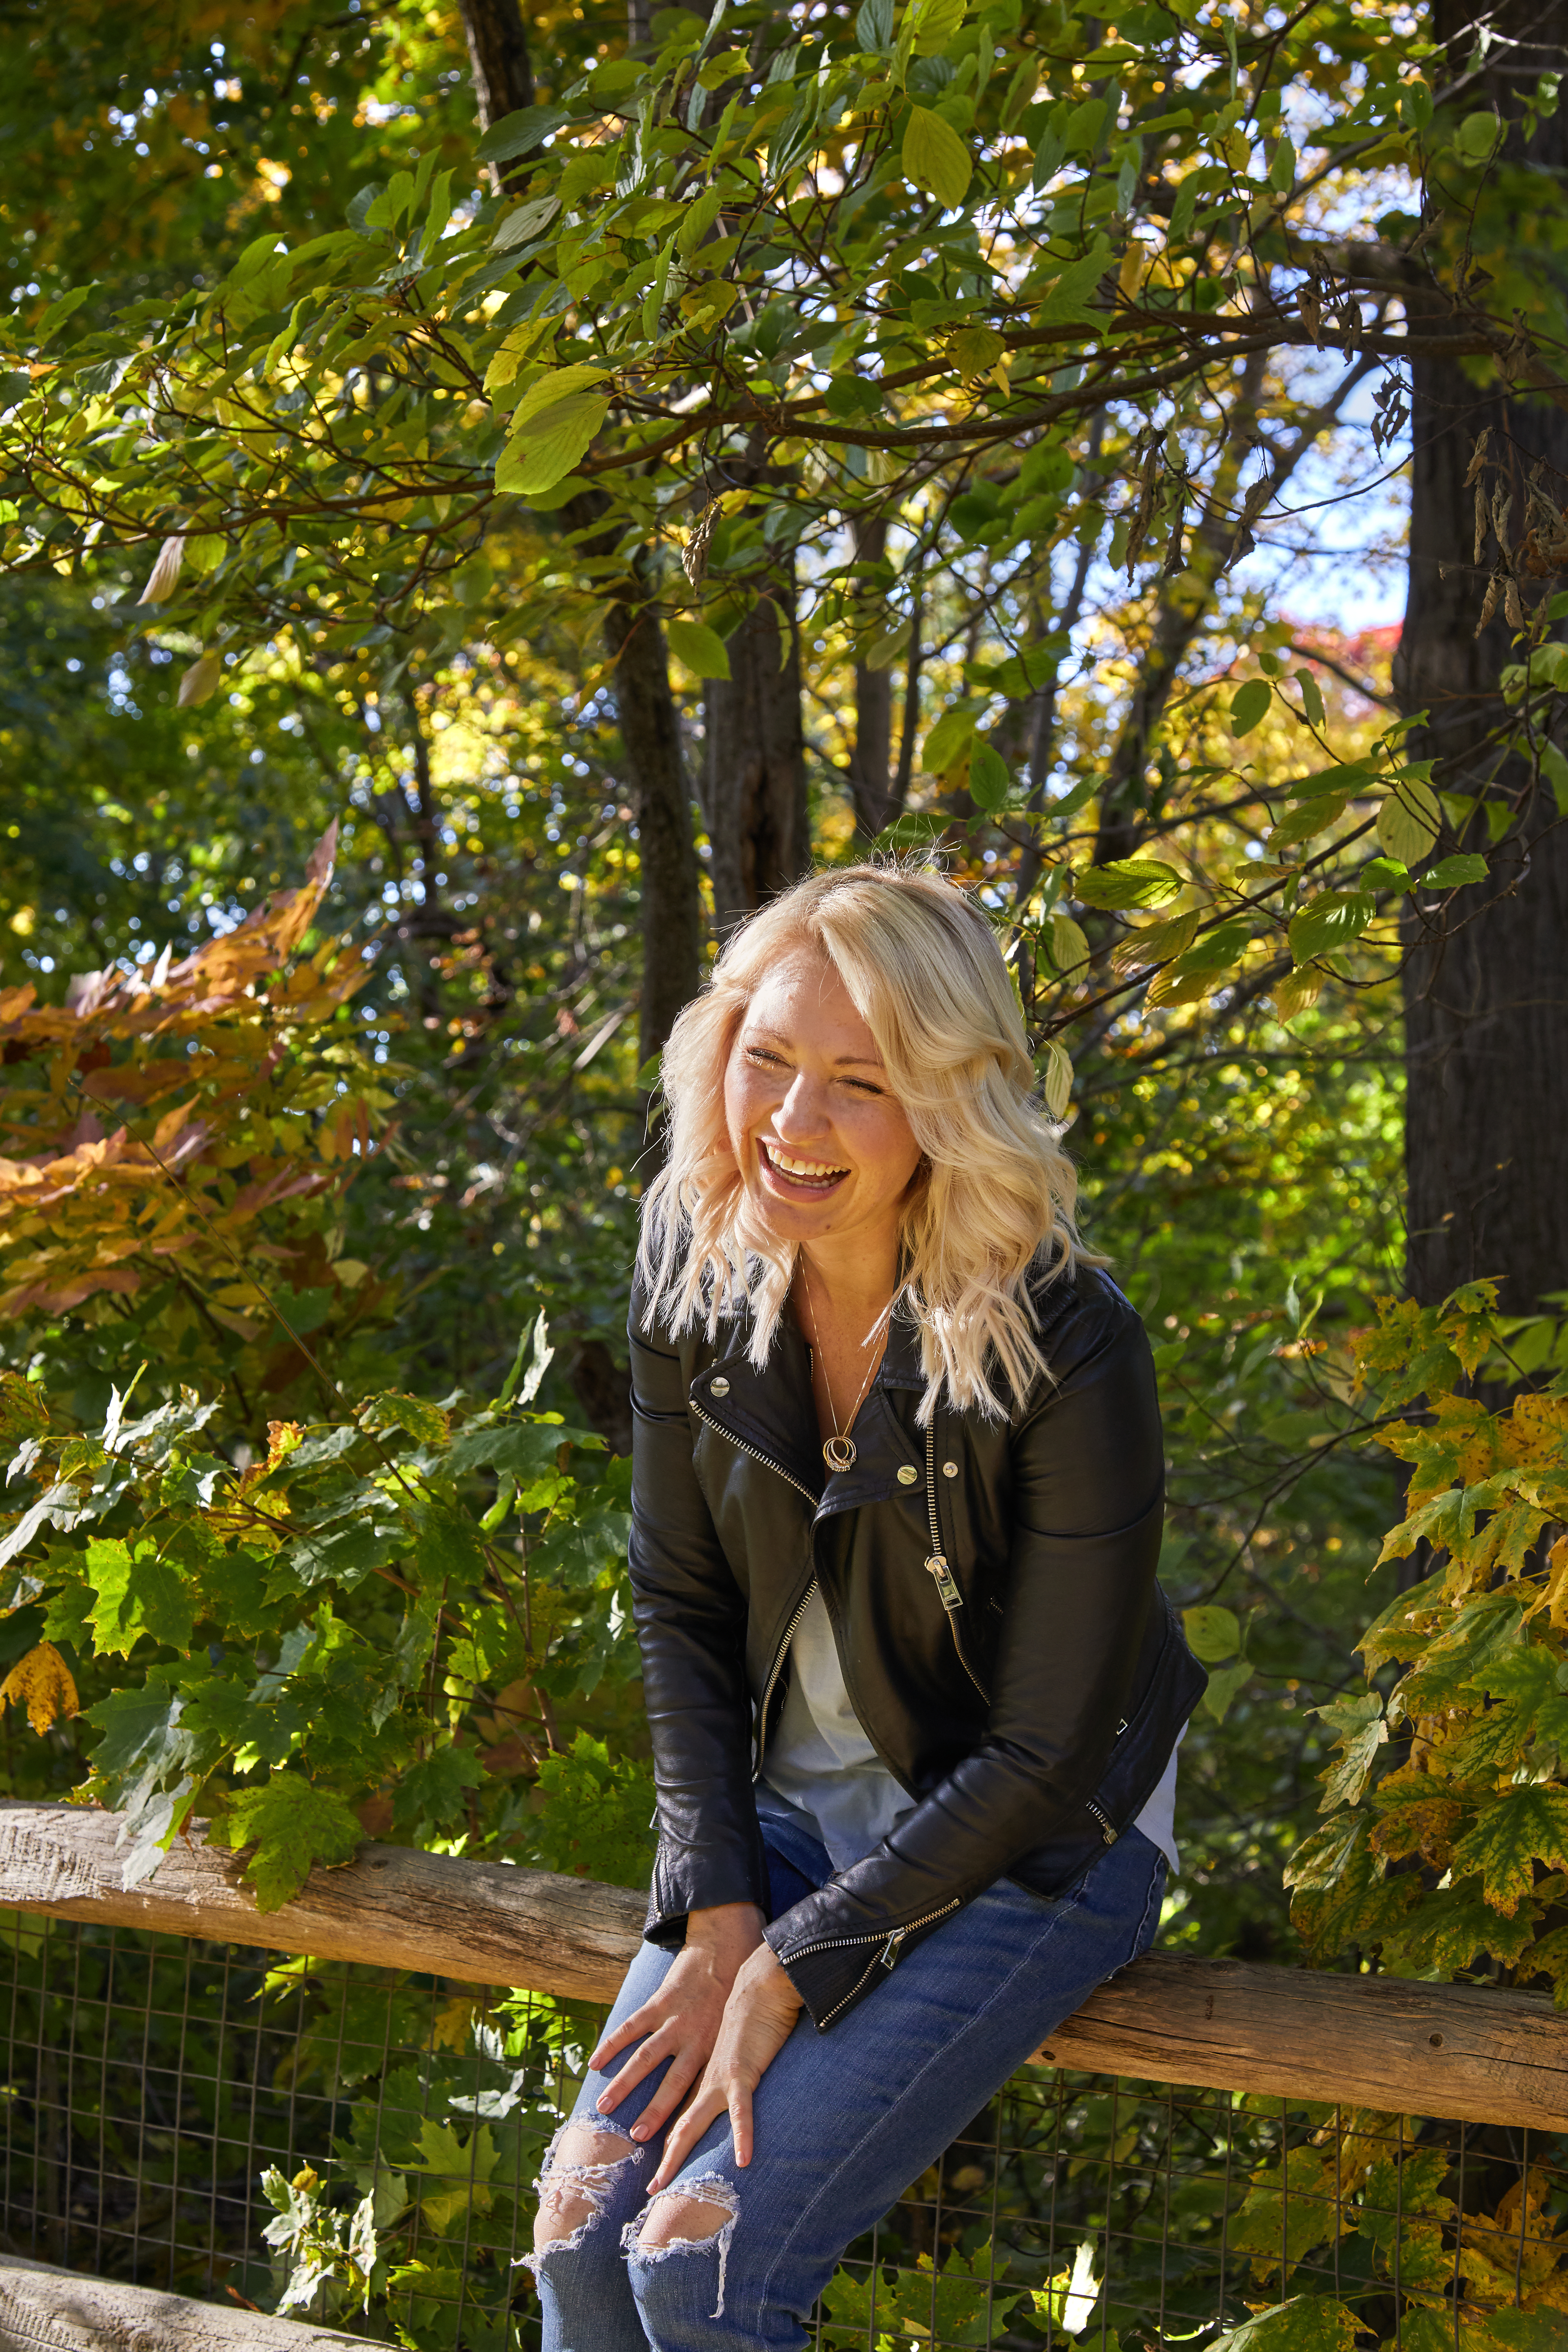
[723,946,923,1263]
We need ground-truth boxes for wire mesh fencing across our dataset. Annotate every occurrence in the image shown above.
[0,1909,1563,2350]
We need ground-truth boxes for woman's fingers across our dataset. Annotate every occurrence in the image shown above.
[728,2078,754,2169]
[594,2025,674,2114]
[626,2051,703,2142]
[648,2083,728,2193]
[589,2007,657,2073]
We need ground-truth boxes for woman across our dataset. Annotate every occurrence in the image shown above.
[528,864,1204,2351]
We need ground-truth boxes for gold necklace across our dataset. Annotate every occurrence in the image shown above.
[801,1258,892,1473]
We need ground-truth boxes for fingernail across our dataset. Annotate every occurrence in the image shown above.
[631,2125,646,2141]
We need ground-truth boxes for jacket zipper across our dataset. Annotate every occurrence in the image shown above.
[780,1896,962,2025]
[922,1423,989,1699]
[689,1396,823,1782]
[753,1578,816,1780]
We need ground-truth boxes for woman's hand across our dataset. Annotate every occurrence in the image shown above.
[589,1902,765,2145]
[649,1941,803,2188]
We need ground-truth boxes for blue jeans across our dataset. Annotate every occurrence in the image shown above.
[528,1819,1167,2352]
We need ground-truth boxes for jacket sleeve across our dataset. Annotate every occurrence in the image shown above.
[628,1273,770,1941]
[763,1278,1166,2027]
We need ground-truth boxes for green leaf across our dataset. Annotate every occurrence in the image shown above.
[1454,109,1502,161]
[1425,852,1489,888]
[1375,776,1441,863]
[1033,235,1113,323]
[921,702,981,772]
[1448,1783,1568,1916]
[500,1311,554,1408]
[665,617,732,680]
[857,0,894,49]
[476,106,572,165]
[495,393,610,498]
[286,1513,404,1592]
[1313,1691,1387,1811]
[968,739,1011,811]
[209,1773,363,1912]
[902,106,973,209]
[1201,1659,1251,1722]
[1038,1036,1072,1118]
[413,2118,499,2233]
[85,1536,194,1659]
[1182,1604,1240,1663]
[360,1392,451,1449]
[84,1674,186,1781]
[1214,2295,1363,2352]
[1287,890,1374,963]
[1074,858,1183,909]
[444,1419,599,1479]
[493,194,562,251]
[1229,679,1272,736]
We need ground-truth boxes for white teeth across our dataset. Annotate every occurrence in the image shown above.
[763,1143,847,1181]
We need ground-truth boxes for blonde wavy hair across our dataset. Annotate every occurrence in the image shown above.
[638,863,1093,1423]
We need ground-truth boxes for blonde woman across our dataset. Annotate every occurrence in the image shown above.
[527,864,1205,2351]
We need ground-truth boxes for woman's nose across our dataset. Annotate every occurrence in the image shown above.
[773,1073,829,1138]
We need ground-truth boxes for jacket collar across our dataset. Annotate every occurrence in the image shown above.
[689,1290,929,1521]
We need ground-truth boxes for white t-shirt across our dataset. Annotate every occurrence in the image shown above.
[760,1586,1181,1874]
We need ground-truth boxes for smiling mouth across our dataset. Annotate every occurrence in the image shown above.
[758,1140,849,1193]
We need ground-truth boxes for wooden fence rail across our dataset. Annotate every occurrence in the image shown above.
[3,1802,1567,2133]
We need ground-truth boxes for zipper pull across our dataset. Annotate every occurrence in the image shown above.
[879,1929,906,1969]
[925,1555,962,1611]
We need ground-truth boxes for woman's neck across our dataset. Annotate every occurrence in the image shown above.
[796,1233,901,1330]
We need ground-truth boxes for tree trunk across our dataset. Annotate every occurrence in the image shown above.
[702,569,808,929]
[605,596,704,1068]
[1393,0,1568,1314]
[456,0,534,153]
[847,515,895,838]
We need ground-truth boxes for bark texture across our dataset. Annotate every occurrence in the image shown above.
[456,0,535,143]
[702,570,809,929]
[847,514,897,838]
[603,595,704,1068]
[1393,0,1568,1312]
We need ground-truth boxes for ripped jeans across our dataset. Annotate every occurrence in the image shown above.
[527,1819,1167,2352]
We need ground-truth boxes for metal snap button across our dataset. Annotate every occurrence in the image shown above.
[896,1464,918,1485]
[942,1460,959,1478]
[710,1376,729,1398]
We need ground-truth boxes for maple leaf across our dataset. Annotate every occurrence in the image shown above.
[412,2118,498,2234]
[0,1639,78,1734]
[84,1534,194,1658]
[1450,1785,1568,1916]
[208,1771,362,1911]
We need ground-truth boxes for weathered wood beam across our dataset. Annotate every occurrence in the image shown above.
[2,1804,1565,2130]
[0,1803,644,2005]
[1038,1951,1568,2129]
[0,2256,386,2349]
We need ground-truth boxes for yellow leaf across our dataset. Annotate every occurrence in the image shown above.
[178,651,224,708]
[495,394,610,497]
[0,1642,79,1735]
[430,1995,479,2052]
[902,107,972,209]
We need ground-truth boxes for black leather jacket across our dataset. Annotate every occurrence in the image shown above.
[628,1256,1206,2030]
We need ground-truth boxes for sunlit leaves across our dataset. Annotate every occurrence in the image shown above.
[664,617,732,680]
[1290,1289,1568,1979]
[209,1771,364,1912]
[1074,859,1183,910]
[902,106,972,210]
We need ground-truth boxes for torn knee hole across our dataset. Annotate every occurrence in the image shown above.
[625,2178,741,2320]
[636,2189,734,2252]
[528,2122,642,2259]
